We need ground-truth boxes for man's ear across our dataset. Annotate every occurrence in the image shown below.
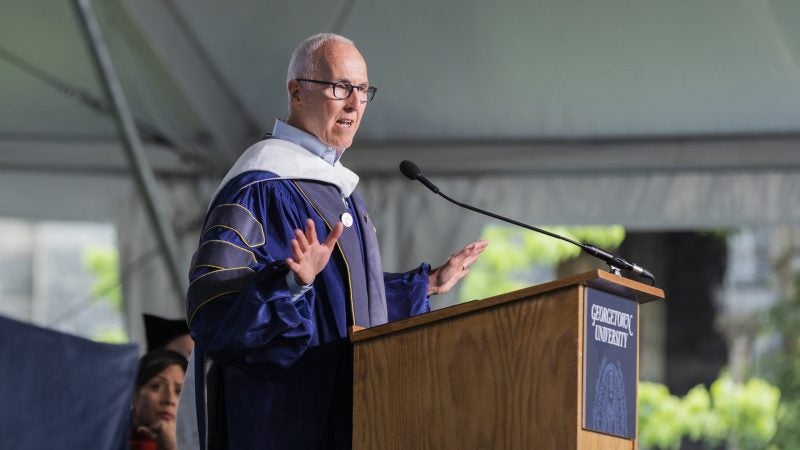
[288,80,302,104]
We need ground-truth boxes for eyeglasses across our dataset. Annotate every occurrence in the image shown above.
[296,78,377,102]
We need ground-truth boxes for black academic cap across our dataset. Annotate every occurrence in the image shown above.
[143,314,189,353]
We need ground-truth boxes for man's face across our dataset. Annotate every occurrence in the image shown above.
[288,41,370,151]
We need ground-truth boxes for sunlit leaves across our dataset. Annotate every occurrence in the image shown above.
[638,374,780,450]
[81,245,127,343]
[458,224,625,301]
[638,382,684,450]
[82,245,122,311]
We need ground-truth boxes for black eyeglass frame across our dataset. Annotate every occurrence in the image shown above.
[295,78,377,102]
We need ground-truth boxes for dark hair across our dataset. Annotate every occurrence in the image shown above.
[135,349,188,390]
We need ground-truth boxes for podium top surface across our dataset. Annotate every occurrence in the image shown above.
[351,270,664,343]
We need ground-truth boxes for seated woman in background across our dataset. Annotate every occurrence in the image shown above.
[131,349,188,450]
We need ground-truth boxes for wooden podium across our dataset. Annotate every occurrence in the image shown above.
[350,270,664,450]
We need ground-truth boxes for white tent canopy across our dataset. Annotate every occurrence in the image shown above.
[2,0,800,334]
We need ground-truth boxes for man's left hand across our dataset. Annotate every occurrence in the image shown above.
[428,239,489,296]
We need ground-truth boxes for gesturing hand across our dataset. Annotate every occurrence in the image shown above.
[428,239,489,296]
[286,219,344,286]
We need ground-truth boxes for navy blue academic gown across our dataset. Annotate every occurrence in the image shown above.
[187,169,431,449]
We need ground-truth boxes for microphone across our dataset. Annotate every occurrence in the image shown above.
[398,160,656,285]
[399,160,439,193]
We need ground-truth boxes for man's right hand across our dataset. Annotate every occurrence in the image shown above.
[286,219,344,286]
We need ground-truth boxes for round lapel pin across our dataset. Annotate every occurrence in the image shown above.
[340,212,354,228]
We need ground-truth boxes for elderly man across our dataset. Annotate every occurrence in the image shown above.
[185,33,487,449]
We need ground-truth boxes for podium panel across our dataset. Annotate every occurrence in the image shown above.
[582,288,638,439]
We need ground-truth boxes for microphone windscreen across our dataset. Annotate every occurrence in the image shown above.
[399,160,421,180]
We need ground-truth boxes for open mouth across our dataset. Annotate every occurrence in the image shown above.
[336,119,354,128]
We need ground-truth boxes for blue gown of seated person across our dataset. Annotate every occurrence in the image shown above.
[187,140,431,450]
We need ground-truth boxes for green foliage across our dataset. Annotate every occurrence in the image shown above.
[682,385,717,442]
[715,376,781,448]
[92,328,128,344]
[760,273,800,449]
[82,245,122,312]
[638,374,780,450]
[82,245,128,343]
[638,382,684,450]
[458,224,625,301]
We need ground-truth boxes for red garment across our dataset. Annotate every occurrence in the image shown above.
[130,429,157,450]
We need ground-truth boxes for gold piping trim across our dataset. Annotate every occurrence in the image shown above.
[188,290,242,325]
[187,266,255,325]
[190,239,257,273]
[188,266,255,287]
[203,203,266,247]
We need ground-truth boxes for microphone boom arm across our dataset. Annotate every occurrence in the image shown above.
[399,160,655,285]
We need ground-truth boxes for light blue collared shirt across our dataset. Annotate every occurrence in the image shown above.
[272,119,342,166]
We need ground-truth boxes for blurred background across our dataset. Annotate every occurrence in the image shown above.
[2,1,800,448]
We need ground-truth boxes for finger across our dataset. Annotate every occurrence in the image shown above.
[294,228,309,251]
[136,425,157,439]
[449,252,473,270]
[290,239,304,261]
[443,254,458,269]
[285,257,298,272]
[449,240,488,269]
[461,240,488,256]
[286,258,311,285]
[471,239,489,252]
[304,219,318,244]
[445,269,469,289]
[459,253,482,270]
[324,222,344,248]
[468,239,489,252]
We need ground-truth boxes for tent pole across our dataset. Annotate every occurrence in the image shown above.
[71,0,188,311]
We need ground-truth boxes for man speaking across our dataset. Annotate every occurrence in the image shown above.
[184,33,487,449]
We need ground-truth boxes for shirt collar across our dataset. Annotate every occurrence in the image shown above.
[272,119,341,166]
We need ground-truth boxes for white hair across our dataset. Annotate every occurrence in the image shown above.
[286,33,354,108]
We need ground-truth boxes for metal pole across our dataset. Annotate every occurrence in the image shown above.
[71,0,188,308]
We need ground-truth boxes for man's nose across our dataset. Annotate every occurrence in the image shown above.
[344,90,363,109]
